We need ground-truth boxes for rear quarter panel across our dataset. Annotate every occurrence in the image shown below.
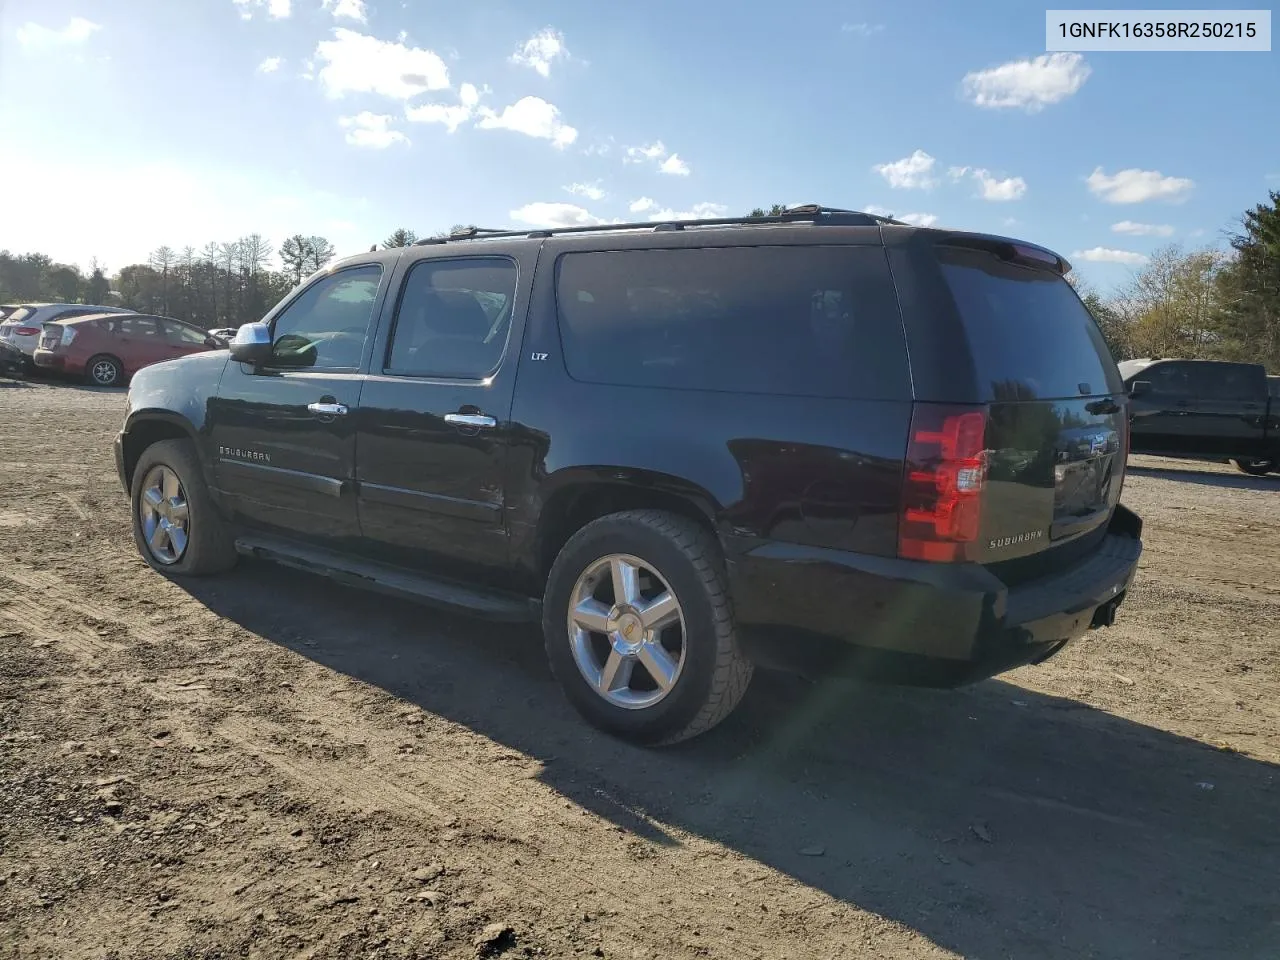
[506,230,913,587]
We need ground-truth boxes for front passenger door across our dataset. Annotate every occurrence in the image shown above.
[209,263,388,547]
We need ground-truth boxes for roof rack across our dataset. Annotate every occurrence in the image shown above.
[411,204,906,246]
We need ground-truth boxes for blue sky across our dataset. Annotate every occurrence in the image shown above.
[1,0,1276,290]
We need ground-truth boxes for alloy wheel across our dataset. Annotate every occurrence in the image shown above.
[138,465,190,565]
[567,553,687,709]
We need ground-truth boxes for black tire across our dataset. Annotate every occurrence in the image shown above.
[542,510,752,745]
[130,439,237,576]
[85,354,123,387]
[1231,458,1275,477]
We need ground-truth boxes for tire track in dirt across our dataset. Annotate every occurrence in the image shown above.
[0,554,917,959]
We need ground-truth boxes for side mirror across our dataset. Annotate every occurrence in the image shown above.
[229,322,272,365]
[1128,380,1151,397]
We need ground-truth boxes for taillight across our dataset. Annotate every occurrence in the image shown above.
[898,404,989,563]
[15,326,40,336]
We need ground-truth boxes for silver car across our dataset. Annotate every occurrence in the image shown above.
[0,303,131,360]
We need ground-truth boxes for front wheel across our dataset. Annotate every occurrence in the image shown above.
[542,510,753,745]
[130,439,237,576]
[1232,458,1276,477]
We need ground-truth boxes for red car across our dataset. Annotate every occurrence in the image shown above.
[33,313,221,386]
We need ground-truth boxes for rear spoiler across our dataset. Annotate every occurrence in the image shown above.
[935,233,1071,276]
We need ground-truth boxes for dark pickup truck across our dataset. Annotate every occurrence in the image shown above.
[1120,358,1279,476]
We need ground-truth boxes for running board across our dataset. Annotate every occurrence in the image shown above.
[234,533,539,623]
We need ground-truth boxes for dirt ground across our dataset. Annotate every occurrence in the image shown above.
[1,379,1277,960]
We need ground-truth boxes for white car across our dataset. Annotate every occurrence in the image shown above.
[0,303,130,361]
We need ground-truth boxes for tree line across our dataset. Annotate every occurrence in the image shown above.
[0,228,441,332]
[4,192,1277,372]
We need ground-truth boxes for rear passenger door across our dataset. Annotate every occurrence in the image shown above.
[354,245,537,582]
[112,316,173,372]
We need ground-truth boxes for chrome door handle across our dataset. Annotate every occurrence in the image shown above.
[307,401,348,416]
[444,413,497,429]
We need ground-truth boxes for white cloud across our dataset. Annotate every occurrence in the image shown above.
[629,197,655,213]
[1112,220,1175,237]
[646,202,729,222]
[874,150,938,190]
[972,169,1027,201]
[899,212,939,227]
[1087,167,1194,204]
[477,96,577,148]
[961,52,1090,112]
[16,16,101,50]
[510,202,607,229]
[404,82,482,133]
[564,182,605,201]
[625,141,667,164]
[323,0,367,22]
[948,165,970,182]
[1071,247,1149,266]
[659,154,691,176]
[860,205,938,226]
[339,112,410,149]
[841,22,884,35]
[258,56,283,73]
[511,27,568,77]
[232,0,292,20]
[315,28,449,100]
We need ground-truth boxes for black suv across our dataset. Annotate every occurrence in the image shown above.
[114,206,1143,744]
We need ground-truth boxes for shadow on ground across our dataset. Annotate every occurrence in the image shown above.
[1127,462,1279,491]
[180,561,1280,960]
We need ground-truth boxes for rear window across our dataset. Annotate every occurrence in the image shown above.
[3,308,33,324]
[939,248,1123,400]
[554,246,908,399]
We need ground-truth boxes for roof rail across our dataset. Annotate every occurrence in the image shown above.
[411,204,906,246]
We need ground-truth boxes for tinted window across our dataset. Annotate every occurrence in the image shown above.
[102,316,164,339]
[269,265,382,370]
[555,246,906,398]
[162,320,210,346]
[1143,362,1194,397]
[3,308,33,324]
[1189,363,1262,401]
[939,249,1123,400]
[386,258,516,379]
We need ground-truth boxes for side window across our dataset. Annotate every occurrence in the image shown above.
[1191,364,1259,402]
[1144,362,1192,397]
[106,316,163,339]
[269,265,382,370]
[554,246,908,399]
[162,321,210,346]
[385,257,517,379]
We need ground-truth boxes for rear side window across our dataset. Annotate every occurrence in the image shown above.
[1190,363,1262,401]
[939,248,1123,400]
[385,257,516,379]
[554,246,907,399]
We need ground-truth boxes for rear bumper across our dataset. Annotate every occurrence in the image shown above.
[32,350,68,370]
[726,505,1143,686]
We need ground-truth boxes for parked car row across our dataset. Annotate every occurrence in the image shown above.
[0,303,227,386]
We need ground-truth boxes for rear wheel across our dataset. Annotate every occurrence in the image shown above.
[86,354,123,387]
[1232,458,1275,477]
[130,439,237,576]
[542,510,752,745]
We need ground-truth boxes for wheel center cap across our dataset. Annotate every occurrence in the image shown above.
[609,608,645,650]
